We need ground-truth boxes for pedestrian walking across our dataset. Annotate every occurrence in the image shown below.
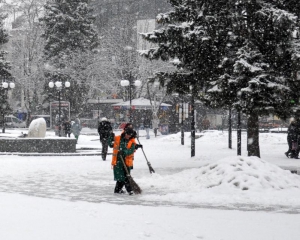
[152,117,159,137]
[62,119,72,137]
[285,119,299,159]
[98,117,113,161]
[109,127,142,195]
[143,117,151,139]
[71,118,82,144]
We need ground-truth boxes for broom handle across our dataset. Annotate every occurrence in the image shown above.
[136,137,150,164]
[119,153,131,176]
[136,137,155,174]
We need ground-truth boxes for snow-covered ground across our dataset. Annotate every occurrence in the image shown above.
[0,128,299,240]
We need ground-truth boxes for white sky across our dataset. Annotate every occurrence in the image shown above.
[0,127,299,240]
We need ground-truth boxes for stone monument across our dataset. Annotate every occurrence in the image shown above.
[27,118,47,138]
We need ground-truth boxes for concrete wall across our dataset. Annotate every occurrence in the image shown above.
[0,138,76,153]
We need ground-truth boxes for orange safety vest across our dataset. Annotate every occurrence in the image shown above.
[112,135,136,167]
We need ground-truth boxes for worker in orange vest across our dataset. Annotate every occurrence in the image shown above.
[109,127,142,195]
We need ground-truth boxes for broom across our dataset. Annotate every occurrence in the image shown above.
[136,137,155,174]
[119,154,142,194]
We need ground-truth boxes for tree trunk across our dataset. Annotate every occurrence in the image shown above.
[247,112,260,157]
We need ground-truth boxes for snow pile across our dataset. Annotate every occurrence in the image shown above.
[140,156,300,207]
[192,156,300,191]
[150,156,300,192]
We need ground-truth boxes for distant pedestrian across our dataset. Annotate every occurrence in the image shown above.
[98,117,113,161]
[71,118,82,144]
[62,119,72,137]
[152,117,159,137]
[144,118,151,139]
[285,119,299,159]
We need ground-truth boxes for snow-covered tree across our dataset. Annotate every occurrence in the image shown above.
[41,0,98,64]
[141,0,300,157]
[40,0,99,117]
[204,1,300,157]
[0,13,13,121]
[4,0,46,123]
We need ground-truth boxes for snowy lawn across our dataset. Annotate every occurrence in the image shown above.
[0,128,299,240]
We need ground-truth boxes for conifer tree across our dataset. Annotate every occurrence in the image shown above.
[41,0,98,64]
[141,0,300,157]
[205,1,300,157]
[40,0,99,117]
[140,0,228,95]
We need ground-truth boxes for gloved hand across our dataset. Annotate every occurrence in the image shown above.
[118,150,124,156]
[135,144,143,150]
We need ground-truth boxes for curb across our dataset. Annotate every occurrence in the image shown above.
[0,152,112,157]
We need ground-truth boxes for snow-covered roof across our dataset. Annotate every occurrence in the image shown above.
[112,97,171,109]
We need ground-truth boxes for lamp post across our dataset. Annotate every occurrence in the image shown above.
[1,81,15,133]
[190,85,195,157]
[237,110,241,156]
[181,97,184,145]
[228,108,232,149]
[49,80,70,137]
[120,74,141,123]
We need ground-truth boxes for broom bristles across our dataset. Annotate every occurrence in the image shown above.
[128,175,142,194]
[147,162,155,174]
[119,154,142,194]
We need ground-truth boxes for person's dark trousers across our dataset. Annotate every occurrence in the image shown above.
[295,137,300,159]
[114,179,132,194]
[101,139,108,160]
[286,136,293,157]
[114,181,125,193]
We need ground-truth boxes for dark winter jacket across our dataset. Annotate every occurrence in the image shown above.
[98,120,113,140]
[143,119,151,128]
[287,122,299,142]
[63,121,72,134]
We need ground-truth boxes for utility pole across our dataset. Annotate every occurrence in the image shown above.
[190,87,195,157]
[228,108,232,149]
[237,110,241,155]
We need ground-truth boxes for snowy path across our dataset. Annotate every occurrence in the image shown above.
[0,129,300,214]
[0,156,299,214]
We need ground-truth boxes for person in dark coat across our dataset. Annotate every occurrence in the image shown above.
[143,118,151,139]
[285,120,299,159]
[108,127,142,195]
[98,117,113,161]
[62,119,72,137]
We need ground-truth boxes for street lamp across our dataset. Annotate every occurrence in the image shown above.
[120,76,141,123]
[1,81,15,133]
[48,80,70,137]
